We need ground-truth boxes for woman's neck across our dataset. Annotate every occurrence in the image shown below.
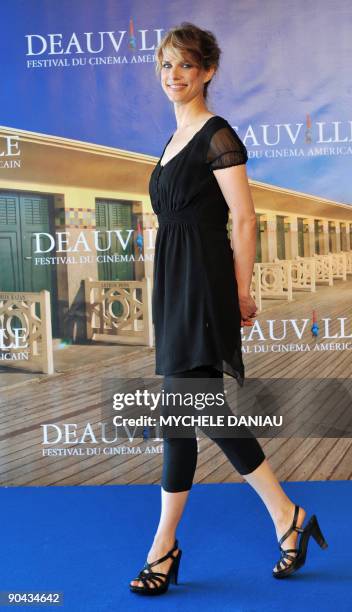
[174,103,212,131]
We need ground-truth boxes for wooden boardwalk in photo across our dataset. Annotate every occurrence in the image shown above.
[0,277,352,486]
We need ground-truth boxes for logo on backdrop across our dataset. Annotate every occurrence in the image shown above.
[41,422,163,456]
[0,326,29,361]
[0,134,21,169]
[244,115,352,160]
[22,21,352,162]
[25,19,164,69]
[241,311,352,353]
[31,229,155,265]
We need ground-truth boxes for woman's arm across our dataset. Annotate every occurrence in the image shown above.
[213,163,257,324]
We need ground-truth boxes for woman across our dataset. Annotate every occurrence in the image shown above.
[130,22,327,596]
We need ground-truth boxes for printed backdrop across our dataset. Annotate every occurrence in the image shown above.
[1,0,351,200]
[0,0,351,487]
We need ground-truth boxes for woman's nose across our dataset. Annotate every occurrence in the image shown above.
[169,66,181,78]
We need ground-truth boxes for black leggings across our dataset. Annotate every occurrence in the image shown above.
[161,365,266,492]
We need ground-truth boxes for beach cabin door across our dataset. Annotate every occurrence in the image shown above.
[95,199,134,281]
[0,192,56,330]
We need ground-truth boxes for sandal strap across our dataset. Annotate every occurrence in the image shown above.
[280,547,299,554]
[142,575,159,588]
[137,572,164,588]
[141,570,167,581]
[278,504,304,546]
[280,550,298,561]
[275,547,299,571]
[145,540,179,569]
[277,557,290,569]
[139,568,167,579]
[135,551,178,589]
[131,539,180,591]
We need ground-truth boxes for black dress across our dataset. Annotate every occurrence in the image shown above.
[149,115,249,387]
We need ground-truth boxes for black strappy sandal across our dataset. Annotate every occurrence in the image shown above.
[129,539,182,596]
[273,504,328,579]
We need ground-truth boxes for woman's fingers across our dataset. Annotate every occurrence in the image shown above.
[240,310,257,326]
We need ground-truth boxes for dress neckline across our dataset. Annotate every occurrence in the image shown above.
[159,115,220,169]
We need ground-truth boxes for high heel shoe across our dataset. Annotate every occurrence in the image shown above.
[273,503,328,579]
[129,539,182,595]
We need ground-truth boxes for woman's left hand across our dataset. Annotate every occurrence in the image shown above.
[238,293,257,327]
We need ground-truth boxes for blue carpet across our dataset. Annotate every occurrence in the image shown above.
[0,481,350,611]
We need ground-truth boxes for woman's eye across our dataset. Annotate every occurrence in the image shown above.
[161,63,192,68]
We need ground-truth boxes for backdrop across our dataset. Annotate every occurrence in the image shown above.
[0,0,351,487]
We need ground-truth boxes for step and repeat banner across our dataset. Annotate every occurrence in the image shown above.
[1,0,351,486]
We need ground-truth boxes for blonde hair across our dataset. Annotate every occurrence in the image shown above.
[155,22,221,100]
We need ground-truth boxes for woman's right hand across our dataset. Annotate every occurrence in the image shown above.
[238,293,257,327]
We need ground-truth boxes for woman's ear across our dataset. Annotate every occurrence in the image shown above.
[204,66,216,84]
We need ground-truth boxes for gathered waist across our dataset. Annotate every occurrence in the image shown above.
[157,210,226,230]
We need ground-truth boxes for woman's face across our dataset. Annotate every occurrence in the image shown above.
[160,49,215,104]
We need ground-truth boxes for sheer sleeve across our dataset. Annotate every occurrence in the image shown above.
[207,124,248,170]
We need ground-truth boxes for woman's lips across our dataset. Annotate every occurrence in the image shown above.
[168,84,187,89]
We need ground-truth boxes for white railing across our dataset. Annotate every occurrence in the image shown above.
[274,258,316,292]
[251,263,262,311]
[251,251,352,311]
[323,253,347,281]
[299,252,347,282]
[251,262,293,312]
[296,255,333,285]
[0,290,53,374]
[84,278,153,347]
[343,251,352,274]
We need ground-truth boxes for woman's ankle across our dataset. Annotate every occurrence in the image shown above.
[271,499,296,524]
[273,502,307,529]
[153,531,177,548]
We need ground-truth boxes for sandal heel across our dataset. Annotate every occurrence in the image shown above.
[171,550,182,584]
[310,515,328,549]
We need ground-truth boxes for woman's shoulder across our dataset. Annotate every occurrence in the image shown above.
[208,115,240,134]
[203,115,248,166]
[207,114,229,128]
[203,115,245,146]
[200,115,228,143]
